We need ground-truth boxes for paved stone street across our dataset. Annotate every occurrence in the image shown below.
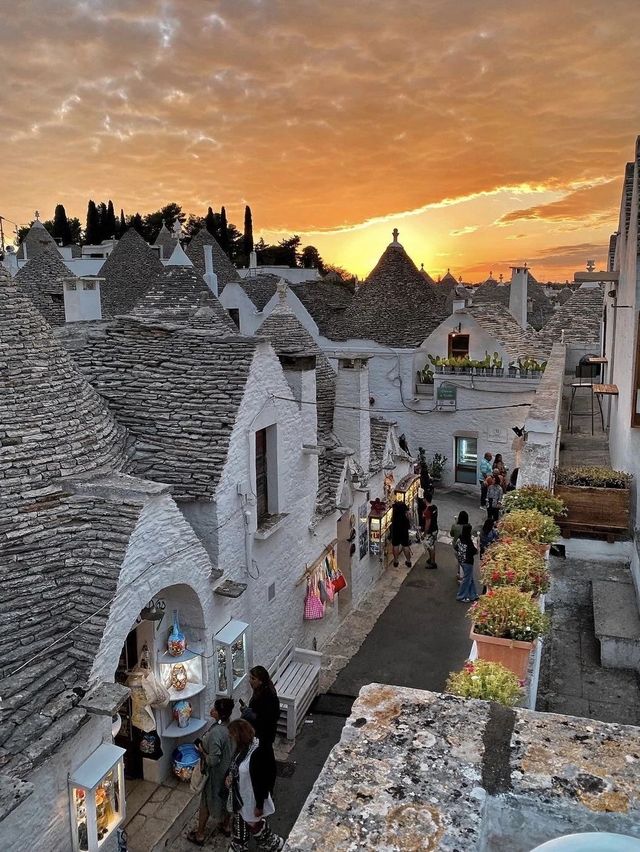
[167,487,484,850]
[537,555,640,724]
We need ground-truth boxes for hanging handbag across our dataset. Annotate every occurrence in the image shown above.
[322,557,335,602]
[190,760,208,794]
[332,571,347,594]
[304,578,325,620]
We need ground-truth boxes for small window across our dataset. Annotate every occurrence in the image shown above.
[228,308,240,329]
[448,333,469,358]
[66,282,77,291]
[50,294,64,304]
[256,428,269,523]
[83,281,96,291]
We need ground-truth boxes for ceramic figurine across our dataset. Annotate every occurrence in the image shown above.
[167,609,186,656]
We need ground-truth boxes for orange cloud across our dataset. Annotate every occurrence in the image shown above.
[497,180,621,226]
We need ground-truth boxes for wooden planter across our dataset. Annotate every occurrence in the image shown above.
[470,628,535,679]
[554,484,630,541]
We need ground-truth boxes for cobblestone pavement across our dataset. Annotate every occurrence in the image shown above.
[537,555,640,724]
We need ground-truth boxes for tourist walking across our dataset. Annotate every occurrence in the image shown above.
[188,698,235,846]
[422,494,438,569]
[390,500,413,568]
[450,510,469,582]
[486,476,503,522]
[479,452,493,506]
[226,719,284,852]
[240,666,280,766]
[455,524,479,603]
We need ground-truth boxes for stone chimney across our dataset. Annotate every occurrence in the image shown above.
[333,356,371,473]
[277,349,317,448]
[509,265,528,329]
[203,245,218,296]
[63,277,102,322]
[249,250,258,269]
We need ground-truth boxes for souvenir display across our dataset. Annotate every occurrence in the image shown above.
[172,743,200,782]
[217,647,228,693]
[69,743,125,852]
[170,663,188,691]
[214,620,249,696]
[172,699,192,728]
[167,609,187,656]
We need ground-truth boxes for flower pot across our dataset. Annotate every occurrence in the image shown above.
[470,628,535,679]
[416,382,434,396]
[530,543,551,558]
[509,368,518,378]
[436,365,444,374]
[494,368,504,377]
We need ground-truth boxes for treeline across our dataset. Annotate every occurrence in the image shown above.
[18,200,351,278]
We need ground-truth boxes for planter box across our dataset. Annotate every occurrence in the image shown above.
[416,383,434,397]
[554,484,630,539]
[470,628,535,679]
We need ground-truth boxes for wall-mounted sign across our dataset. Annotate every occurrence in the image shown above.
[487,426,508,444]
[436,382,457,410]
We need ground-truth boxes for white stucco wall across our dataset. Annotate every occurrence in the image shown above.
[2,715,115,852]
[220,282,319,338]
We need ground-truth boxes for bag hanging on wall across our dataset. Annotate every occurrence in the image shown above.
[322,557,335,602]
[304,578,326,620]
[318,578,332,605]
[332,572,347,594]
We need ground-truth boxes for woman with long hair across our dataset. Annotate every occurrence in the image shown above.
[240,666,280,762]
[450,510,469,582]
[226,719,284,852]
[188,698,235,846]
[455,523,479,603]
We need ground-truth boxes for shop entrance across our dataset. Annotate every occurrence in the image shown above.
[454,436,478,484]
[115,626,146,780]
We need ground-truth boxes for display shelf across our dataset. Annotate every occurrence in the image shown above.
[158,648,198,664]
[166,681,206,701]
[163,717,207,738]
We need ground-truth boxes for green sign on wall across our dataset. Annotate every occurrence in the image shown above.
[436,382,457,410]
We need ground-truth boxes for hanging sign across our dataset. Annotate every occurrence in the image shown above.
[436,383,457,410]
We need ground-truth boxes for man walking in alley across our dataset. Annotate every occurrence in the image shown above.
[479,452,493,506]
[422,494,438,569]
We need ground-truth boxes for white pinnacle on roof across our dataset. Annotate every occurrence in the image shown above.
[166,242,193,266]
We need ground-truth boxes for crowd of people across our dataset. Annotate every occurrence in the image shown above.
[188,666,285,852]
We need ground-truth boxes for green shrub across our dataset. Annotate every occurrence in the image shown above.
[555,466,632,489]
[446,659,523,706]
[469,587,549,642]
[502,485,567,517]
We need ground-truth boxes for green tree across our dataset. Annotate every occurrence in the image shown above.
[117,209,126,238]
[301,245,325,274]
[96,202,108,242]
[183,214,206,241]
[105,200,117,239]
[143,203,184,243]
[219,206,230,255]
[243,205,254,257]
[67,217,82,244]
[85,200,100,245]
[204,206,218,239]
[53,204,72,245]
[129,212,144,234]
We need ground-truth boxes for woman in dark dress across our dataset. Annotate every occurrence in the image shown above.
[241,666,280,766]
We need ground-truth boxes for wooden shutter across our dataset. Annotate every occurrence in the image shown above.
[256,428,269,521]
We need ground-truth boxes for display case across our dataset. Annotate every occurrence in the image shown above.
[157,648,207,737]
[394,473,420,507]
[69,743,125,852]
[368,498,392,560]
[214,620,249,696]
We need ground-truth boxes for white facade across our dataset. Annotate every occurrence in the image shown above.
[239,265,321,284]
[220,281,319,337]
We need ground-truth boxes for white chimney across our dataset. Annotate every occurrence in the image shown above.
[278,350,318,448]
[452,298,466,312]
[63,277,102,322]
[509,265,528,329]
[333,356,371,473]
[249,250,257,269]
[203,245,218,297]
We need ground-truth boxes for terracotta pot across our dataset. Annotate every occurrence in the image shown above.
[470,628,535,680]
[530,543,551,559]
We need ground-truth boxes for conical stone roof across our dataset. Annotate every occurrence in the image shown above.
[337,239,448,347]
[186,229,241,292]
[154,223,178,259]
[14,243,76,325]
[130,265,238,333]
[99,228,165,317]
[258,299,336,438]
[16,220,59,260]
[0,269,127,515]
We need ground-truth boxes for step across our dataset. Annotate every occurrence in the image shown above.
[592,578,640,673]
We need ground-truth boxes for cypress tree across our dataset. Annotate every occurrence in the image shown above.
[219,206,230,255]
[96,202,108,242]
[131,213,144,234]
[118,209,126,237]
[204,206,217,238]
[85,200,100,245]
[105,200,117,238]
[243,205,254,257]
[53,204,72,245]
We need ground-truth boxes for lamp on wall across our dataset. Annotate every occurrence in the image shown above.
[451,322,462,335]
[138,598,166,630]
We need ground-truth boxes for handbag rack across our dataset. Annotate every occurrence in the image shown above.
[294,539,338,587]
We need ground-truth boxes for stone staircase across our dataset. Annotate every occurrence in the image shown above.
[592,565,640,673]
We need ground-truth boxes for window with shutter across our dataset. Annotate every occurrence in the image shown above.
[256,428,269,522]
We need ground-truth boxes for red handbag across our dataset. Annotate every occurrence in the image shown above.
[332,573,347,593]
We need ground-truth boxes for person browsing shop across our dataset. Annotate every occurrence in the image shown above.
[479,452,493,506]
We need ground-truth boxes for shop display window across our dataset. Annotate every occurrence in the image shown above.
[368,499,392,559]
[214,620,249,696]
[69,743,125,851]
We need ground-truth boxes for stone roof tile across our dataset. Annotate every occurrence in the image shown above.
[539,284,604,346]
[289,280,353,336]
[239,273,281,310]
[16,221,58,260]
[185,229,240,292]
[471,277,553,331]
[98,228,165,317]
[465,303,550,361]
[14,244,76,326]
[153,223,178,259]
[316,450,348,517]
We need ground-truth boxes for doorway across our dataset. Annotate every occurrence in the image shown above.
[454,436,478,484]
[115,628,144,780]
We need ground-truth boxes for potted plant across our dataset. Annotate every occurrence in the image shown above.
[554,466,632,539]
[446,659,523,706]
[508,362,518,378]
[480,539,550,597]
[498,509,560,554]
[492,352,504,377]
[482,350,494,376]
[416,366,435,395]
[502,485,566,518]
[428,452,448,482]
[442,357,453,375]
[468,587,549,679]
[428,353,444,374]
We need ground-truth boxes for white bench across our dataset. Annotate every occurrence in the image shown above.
[271,640,322,740]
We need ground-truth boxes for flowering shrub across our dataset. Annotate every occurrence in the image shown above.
[555,466,632,489]
[502,485,566,517]
[446,659,523,706]
[498,509,560,544]
[469,587,549,642]
[480,539,550,596]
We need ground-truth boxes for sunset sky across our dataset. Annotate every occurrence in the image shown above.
[2,0,640,280]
